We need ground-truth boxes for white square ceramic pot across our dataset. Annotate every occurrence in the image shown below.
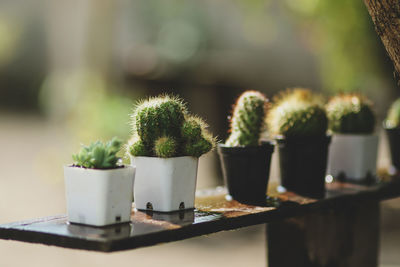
[64,166,135,226]
[131,156,199,212]
[327,134,378,181]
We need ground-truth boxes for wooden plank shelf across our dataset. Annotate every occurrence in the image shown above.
[0,180,399,253]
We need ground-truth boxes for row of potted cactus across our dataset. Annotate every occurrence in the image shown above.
[63,89,400,227]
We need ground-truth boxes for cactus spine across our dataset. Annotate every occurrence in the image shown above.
[129,95,216,158]
[326,93,375,134]
[267,88,328,138]
[226,91,268,146]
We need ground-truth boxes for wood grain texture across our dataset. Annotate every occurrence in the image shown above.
[267,201,380,267]
[364,0,400,78]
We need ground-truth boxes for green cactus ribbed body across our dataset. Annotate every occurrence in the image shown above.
[326,94,375,134]
[154,136,177,158]
[184,137,213,157]
[267,88,328,138]
[385,98,400,128]
[278,105,328,138]
[134,96,186,147]
[181,116,203,140]
[129,136,150,157]
[226,91,268,147]
[129,95,216,158]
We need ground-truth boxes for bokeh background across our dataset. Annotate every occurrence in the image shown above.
[0,0,399,266]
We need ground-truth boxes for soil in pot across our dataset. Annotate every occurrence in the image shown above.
[217,141,274,206]
[277,135,331,199]
[385,127,400,172]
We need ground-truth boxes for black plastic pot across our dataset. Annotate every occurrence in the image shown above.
[385,127,400,171]
[277,135,331,199]
[217,142,274,206]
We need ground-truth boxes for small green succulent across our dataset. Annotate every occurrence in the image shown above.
[129,94,216,158]
[385,98,400,128]
[226,90,268,146]
[326,93,375,134]
[267,88,328,138]
[73,137,122,169]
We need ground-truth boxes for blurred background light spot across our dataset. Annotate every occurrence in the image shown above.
[0,18,20,67]
[125,45,158,76]
[38,70,102,120]
[285,0,320,15]
[156,19,201,63]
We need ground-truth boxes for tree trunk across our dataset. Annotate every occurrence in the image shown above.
[364,0,400,79]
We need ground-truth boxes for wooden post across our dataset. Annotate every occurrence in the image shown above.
[267,201,380,267]
[364,0,400,79]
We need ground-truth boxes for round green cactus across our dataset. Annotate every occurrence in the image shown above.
[385,98,400,128]
[128,94,216,158]
[154,136,177,158]
[132,95,187,147]
[267,88,328,138]
[226,90,268,147]
[326,93,375,134]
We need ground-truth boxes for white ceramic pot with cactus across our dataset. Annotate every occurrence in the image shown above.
[326,94,378,182]
[128,95,216,212]
[64,138,135,226]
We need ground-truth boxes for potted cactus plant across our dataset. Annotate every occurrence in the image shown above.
[64,137,135,226]
[267,88,330,198]
[128,95,216,212]
[326,93,377,183]
[217,91,274,205]
[384,98,400,173]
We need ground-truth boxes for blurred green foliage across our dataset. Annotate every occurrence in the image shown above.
[39,70,138,144]
[283,0,386,91]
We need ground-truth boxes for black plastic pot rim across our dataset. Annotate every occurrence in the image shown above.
[217,141,274,155]
[275,134,331,145]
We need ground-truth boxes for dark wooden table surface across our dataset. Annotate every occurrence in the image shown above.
[0,180,399,253]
